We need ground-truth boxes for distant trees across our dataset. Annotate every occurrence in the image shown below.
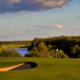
[1,36,80,58]
[26,42,68,58]
[71,44,80,54]
[0,49,20,57]
[28,36,80,58]
[0,41,31,46]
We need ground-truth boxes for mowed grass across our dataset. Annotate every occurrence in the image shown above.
[0,57,80,80]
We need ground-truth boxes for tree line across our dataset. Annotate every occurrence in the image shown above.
[0,41,31,45]
[27,36,80,58]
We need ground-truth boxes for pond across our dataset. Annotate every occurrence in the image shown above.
[7,48,29,56]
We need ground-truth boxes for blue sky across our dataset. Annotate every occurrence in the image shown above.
[0,0,80,41]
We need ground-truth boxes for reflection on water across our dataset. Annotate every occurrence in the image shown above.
[7,48,29,56]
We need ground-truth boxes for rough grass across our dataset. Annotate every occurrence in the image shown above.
[0,57,80,80]
[0,44,26,53]
[0,44,26,49]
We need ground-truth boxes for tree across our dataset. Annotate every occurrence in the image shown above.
[57,50,68,58]
[29,47,39,57]
[71,44,80,54]
[37,42,48,57]
[0,50,20,57]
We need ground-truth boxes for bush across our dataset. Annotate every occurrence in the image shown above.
[28,42,68,58]
[24,53,30,57]
[0,49,20,57]
[57,50,68,58]
[29,47,39,57]
[28,42,49,58]
[71,44,80,54]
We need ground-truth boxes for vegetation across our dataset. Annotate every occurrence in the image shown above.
[71,44,80,54]
[28,36,80,58]
[1,36,80,58]
[0,40,31,57]
[25,42,68,58]
[0,58,80,80]
[0,49,20,57]
[57,50,68,58]
[0,40,31,51]
[0,41,31,46]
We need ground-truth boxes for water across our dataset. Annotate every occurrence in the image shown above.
[7,48,29,56]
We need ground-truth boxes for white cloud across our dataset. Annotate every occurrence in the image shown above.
[35,24,63,29]
[9,30,22,34]
[15,31,22,34]
[9,30,14,33]
[54,24,63,28]
[26,28,42,31]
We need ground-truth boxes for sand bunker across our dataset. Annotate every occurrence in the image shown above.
[0,62,37,72]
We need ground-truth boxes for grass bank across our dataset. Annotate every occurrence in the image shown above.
[0,58,80,80]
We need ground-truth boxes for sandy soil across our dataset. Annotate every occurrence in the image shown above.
[0,63,24,71]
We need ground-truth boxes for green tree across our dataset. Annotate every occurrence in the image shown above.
[37,42,48,57]
[71,44,80,54]
[29,47,39,57]
[57,50,68,58]
[0,50,20,57]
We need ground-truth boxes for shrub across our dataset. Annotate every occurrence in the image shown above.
[71,44,80,54]
[29,47,39,57]
[0,49,20,57]
[28,42,49,58]
[57,50,68,58]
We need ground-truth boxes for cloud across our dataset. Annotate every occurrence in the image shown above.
[54,24,63,28]
[35,24,63,29]
[11,10,25,14]
[9,31,14,33]
[77,16,80,18]
[7,0,22,3]
[73,29,80,31]
[26,28,42,31]
[0,0,72,13]
[9,30,22,34]
[15,31,22,34]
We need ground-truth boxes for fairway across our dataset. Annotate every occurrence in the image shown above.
[0,58,80,80]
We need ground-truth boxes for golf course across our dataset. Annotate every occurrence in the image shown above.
[0,57,80,80]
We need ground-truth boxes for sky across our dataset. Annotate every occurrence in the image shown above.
[0,0,80,41]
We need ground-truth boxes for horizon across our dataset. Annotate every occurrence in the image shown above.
[0,0,80,41]
[0,35,80,41]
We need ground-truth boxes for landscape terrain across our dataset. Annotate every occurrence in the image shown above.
[0,36,80,80]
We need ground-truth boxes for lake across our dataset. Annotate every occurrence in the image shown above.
[7,48,29,56]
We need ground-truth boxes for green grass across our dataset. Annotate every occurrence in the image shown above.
[0,57,80,80]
